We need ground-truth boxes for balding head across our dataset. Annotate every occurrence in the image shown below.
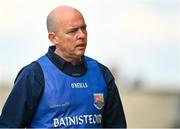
[46,6,84,33]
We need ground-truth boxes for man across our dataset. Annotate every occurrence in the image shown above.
[0,6,126,128]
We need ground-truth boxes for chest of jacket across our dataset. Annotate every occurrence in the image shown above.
[30,56,107,128]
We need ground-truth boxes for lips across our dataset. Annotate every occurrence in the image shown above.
[76,43,86,48]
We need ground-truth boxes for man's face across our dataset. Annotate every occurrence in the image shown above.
[54,12,87,60]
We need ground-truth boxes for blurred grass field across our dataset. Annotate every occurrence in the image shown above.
[0,86,11,112]
[0,86,180,128]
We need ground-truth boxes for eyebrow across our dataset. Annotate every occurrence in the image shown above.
[68,24,87,30]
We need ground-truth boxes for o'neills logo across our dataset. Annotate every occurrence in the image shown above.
[53,114,102,127]
[71,82,88,88]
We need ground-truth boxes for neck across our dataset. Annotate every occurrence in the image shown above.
[55,49,82,65]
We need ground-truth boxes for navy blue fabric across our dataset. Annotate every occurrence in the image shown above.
[46,46,87,77]
[0,46,126,128]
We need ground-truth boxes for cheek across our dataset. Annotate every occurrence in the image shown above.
[60,35,77,50]
[64,39,76,50]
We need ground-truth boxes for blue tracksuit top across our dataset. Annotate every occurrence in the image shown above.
[0,46,126,128]
[31,55,107,128]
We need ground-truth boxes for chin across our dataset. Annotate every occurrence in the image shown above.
[76,51,85,57]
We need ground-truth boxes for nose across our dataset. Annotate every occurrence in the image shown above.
[77,28,87,39]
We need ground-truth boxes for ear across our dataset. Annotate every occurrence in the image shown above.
[48,32,58,45]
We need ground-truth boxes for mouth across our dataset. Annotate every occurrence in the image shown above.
[76,43,86,49]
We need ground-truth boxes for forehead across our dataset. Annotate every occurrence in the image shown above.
[60,12,86,28]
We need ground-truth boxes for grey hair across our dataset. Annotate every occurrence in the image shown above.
[46,12,58,33]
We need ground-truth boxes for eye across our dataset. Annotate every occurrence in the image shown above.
[81,25,87,31]
[81,25,87,30]
[67,28,78,34]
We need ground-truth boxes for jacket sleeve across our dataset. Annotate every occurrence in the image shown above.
[98,63,127,128]
[0,62,44,128]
